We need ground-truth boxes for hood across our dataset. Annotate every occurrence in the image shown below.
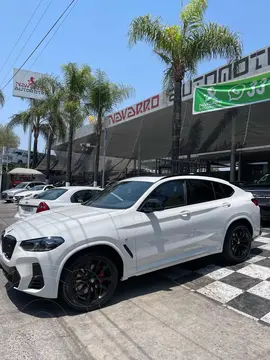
[18,189,39,197]
[2,188,27,195]
[6,205,123,241]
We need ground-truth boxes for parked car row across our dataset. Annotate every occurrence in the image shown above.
[0,175,261,313]
[1,181,47,202]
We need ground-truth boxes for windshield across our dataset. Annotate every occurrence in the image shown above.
[87,181,152,209]
[15,182,28,189]
[33,185,45,190]
[35,188,67,200]
[257,174,270,184]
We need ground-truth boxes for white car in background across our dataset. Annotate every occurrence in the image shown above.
[1,181,46,202]
[15,186,103,219]
[0,176,261,313]
[13,184,54,202]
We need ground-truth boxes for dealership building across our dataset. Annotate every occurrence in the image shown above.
[53,45,270,183]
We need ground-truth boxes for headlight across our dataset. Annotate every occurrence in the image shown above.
[24,194,32,198]
[20,237,64,252]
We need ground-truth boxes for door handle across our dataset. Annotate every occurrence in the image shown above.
[180,210,190,217]
[222,202,231,208]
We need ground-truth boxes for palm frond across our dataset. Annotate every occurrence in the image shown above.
[181,0,208,33]
[8,111,32,133]
[128,14,174,53]
[190,22,242,63]
[85,69,134,118]
[0,90,5,107]
[163,66,174,94]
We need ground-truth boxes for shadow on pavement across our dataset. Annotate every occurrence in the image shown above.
[4,253,228,319]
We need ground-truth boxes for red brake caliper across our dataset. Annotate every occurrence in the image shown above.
[98,266,104,283]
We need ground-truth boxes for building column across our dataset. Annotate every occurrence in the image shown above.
[230,115,236,183]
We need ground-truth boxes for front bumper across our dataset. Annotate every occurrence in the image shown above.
[2,193,14,201]
[0,241,59,299]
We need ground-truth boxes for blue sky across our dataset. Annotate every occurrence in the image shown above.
[0,0,269,151]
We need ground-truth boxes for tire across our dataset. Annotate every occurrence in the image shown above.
[59,252,118,312]
[223,223,252,264]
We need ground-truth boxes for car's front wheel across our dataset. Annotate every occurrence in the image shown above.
[223,223,252,263]
[59,252,118,312]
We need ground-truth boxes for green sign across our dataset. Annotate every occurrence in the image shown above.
[193,71,270,114]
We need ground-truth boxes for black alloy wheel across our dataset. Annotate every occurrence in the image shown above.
[223,223,252,263]
[60,253,118,312]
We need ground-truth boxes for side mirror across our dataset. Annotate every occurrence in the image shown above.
[141,198,164,213]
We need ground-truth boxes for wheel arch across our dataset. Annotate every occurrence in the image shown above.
[57,242,126,292]
[225,217,253,238]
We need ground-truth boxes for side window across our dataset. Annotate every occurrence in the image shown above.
[213,182,234,199]
[147,180,185,209]
[187,180,215,205]
[71,190,85,203]
[83,190,95,202]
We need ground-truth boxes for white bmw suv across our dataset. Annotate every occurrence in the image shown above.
[0,176,261,312]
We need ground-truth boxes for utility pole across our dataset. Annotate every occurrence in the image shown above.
[0,147,5,194]
[101,126,107,188]
[27,124,32,168]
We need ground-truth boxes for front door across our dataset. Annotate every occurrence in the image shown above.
[131,180,194,273]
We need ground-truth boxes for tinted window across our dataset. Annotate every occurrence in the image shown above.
[71,190,97,203]
[36,188,67,200]
[147,180,185,209]
[213,182,234,199]
[89,181,152,209]
[187,180,215,205]
[33,185,45,190]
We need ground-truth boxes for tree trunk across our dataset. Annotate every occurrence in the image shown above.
[66,121,74,186]
[46,133,53,183]
[32,132,38,168]
[94,113,102,186]
[171,79,182,174]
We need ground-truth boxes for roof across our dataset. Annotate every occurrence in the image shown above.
[120,176,163,183]
[56,186,103,191]
[120,175,231,185]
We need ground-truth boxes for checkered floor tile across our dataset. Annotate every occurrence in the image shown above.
[163,230,270,326]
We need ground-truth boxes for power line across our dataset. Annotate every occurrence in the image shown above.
[0,0,53,87]
[2,0,79,109]
[30,0,79,69]
[0,0,44,76]
[1,0,77,92]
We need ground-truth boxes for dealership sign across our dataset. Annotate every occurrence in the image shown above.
[13,68,46,100]
[193,71,270,114]
[108,94,160,125]
[107,45,270,127]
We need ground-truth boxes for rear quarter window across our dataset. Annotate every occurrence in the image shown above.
[36,188,67,200]
[213,182,234,199]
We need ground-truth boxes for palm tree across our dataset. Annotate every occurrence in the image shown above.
[128,0,242,173]
[85,69,134,186]
[0,125,19,149]
[62,63,91,185]
[7,99,46,168]
[0,90,4,108]
[34,76,66,182]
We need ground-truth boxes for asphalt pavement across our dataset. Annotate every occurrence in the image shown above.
[1,201,270,360]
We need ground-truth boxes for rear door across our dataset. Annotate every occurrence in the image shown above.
[186,179,235,255]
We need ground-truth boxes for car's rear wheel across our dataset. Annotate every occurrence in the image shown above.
[223,223,252,263]
[59,252,118,312]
